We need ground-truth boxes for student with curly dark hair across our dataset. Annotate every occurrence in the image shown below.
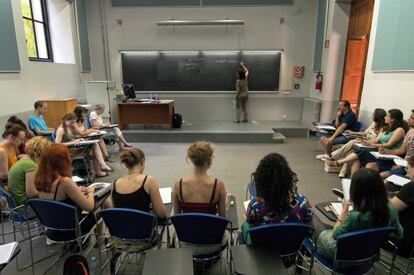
[241,153,314,243]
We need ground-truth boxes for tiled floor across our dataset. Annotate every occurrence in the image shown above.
[0,138,410,274]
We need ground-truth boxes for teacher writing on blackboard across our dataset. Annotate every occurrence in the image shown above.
[235,62,249,123]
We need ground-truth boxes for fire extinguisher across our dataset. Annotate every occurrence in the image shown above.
[315,72,323,91]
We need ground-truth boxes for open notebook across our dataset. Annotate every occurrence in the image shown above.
[0,242,18,265]
[386,175,411,187]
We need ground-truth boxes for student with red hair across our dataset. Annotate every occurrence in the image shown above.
[35,144,96,239]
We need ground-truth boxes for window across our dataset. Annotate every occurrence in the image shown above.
[21,0,53,61]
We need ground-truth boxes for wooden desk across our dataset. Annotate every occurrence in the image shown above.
[117,100,174,130]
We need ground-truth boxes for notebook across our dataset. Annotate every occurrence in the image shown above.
[0,242,18,265]
[330,203,353,217]
[385,175,411,187]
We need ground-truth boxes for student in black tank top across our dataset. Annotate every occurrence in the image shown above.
[110,148,166,218]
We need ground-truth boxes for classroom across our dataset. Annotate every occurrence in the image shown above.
[1,0,414,274]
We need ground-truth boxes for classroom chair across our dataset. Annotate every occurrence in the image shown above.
[299,226,396,275]
[100,208,160,274]
[246,223,312,268]
[27,198,99,274]
[169,213,232,271]
[0,186,41,274]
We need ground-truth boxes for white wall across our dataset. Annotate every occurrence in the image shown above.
[88,0,317,96]
[359,0,414,125]
[308,1,350,122]
[0,0,90,118]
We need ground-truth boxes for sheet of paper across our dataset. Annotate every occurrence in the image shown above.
[316,125,336,131]
[341,178,351,200]
[330,203,353,217]
[72,176,85,183]
[370,152,402,160]
[0,242,18,265]
[89,182,111,189]
[355,143,376,149]
[78,139,100,145]
[159,187,172,204]
[386,175,411,187]
[394,158,408,168]
[243,200,251,212]
[88,130,107,136]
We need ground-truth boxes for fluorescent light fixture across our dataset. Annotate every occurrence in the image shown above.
[160,51,199,55]
[120,50,159,55]
[202,50,240,55]
[157,19,244,26]
[242,50,283,55]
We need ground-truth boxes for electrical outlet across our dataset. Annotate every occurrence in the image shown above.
[294,83,300,89]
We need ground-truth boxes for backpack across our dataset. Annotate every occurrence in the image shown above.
[172,109,182,128]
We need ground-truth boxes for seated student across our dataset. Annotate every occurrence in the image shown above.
[389,156,414,257]
[34,144,96,240]
[7,116,35,154]
[328,109,408,176]
[324,108,386,178]
[316,100,359,159]
[108,148,167,273]
[90,103,132,151]
[28,101,53,136]
[317,168,403,260]
[55,112,112,177]
[111,148,166,217]
[0,124,26,184]
[241,153,314,244]
[380,109,414,179]
[8,137,52,206]
[173,141,226,217]
[73,106,110,161]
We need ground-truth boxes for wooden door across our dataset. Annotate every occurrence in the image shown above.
[341,37,368,106]
[340,0,374,115]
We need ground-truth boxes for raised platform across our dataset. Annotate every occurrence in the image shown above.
[122,121,310,143]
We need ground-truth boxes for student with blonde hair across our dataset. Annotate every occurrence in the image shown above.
[173,141,226,217]
[8,137,52,205]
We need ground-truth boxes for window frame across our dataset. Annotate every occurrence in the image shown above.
[22,0,53,62]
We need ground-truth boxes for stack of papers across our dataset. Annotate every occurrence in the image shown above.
[385,175,411,187]
[370,152,402,160]
[0,242,18,265]
[160,187,172,204]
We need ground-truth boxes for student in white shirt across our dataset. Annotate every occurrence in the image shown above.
[90,104,132,151]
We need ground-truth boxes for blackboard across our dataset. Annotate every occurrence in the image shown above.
[121,50,281,91]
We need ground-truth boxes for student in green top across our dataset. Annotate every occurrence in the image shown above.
[8,137,52,206]
[317,168,403,260]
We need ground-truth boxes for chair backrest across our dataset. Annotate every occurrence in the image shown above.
[100,208,156,241]
[85,113,92,129]
[170,213,230,245]
[249,223,312,257]
[27,198,77,230]
[335,226,395,262]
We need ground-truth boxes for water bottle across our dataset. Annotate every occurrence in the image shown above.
[89,256,100,275]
